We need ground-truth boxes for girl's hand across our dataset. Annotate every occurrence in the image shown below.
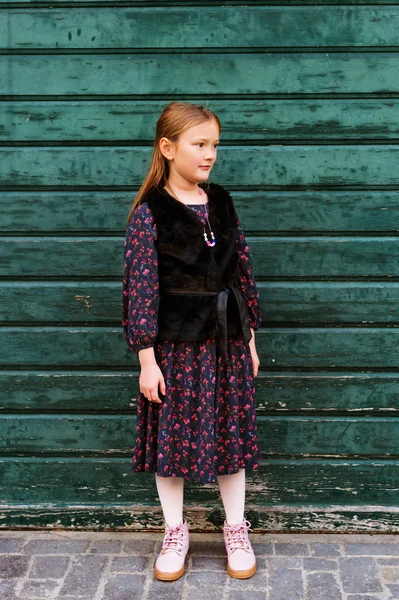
[137,348,166,404]
[139,364,166,404]
[249,327,260,377]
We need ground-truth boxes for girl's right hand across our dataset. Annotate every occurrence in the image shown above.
[139,364,166,404]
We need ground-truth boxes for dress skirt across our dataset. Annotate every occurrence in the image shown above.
[131,334,261,483]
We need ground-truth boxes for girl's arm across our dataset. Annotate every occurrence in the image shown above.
[235,214,263,332]
[235,211,261,375]
[122,203,160,358]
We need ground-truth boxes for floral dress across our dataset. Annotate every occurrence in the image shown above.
[122,199,263,484]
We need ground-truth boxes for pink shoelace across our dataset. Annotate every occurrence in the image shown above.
[224,519,253,552]
[161,522,185,554]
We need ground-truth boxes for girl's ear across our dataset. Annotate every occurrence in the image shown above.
[159,137,175,161]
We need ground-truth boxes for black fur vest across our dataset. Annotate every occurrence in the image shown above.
[144,182,252,356]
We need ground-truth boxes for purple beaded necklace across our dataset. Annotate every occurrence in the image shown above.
[198,187,216,247]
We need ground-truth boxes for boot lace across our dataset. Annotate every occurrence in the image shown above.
[224,519,252,552]
[161,522,184,554]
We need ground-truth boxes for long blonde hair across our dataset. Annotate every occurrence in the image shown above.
[126,101,221,223]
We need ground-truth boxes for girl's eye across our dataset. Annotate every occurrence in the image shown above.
[196,143,219,148]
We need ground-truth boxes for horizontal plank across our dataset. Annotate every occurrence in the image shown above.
[2,504,399,532]
[257,282,399,323]
[0,371,138,412]
[2,281,399,325]
[2,53,399,95]
[0,414,397,457]
[0,282,119,321]
[0,458,398,509]
[4,100,399,143]
[1,371,399,414]
[2,0,399,5]
[2,7,399,49]
[3,190,399,233]
[4,146,399,188]
[3,327,399,368]
[0,192,132,231]
[3,236,399,278]
[2,100,399,143]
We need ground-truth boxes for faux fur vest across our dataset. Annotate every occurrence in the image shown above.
[144,182,252,356]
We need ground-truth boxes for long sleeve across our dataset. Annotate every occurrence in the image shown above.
[235,213,263,331]
[122,202,160,355]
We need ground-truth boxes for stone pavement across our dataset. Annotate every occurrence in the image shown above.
[0,529,399,600]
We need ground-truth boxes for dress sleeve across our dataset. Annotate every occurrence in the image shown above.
[122,202,159,355]
[235,212,263,331]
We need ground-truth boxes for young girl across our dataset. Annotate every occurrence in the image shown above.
[122,101,262,582]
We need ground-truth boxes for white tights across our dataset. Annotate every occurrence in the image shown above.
[154,468,246,527]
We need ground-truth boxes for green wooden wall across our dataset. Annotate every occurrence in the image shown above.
[1,2,399,532]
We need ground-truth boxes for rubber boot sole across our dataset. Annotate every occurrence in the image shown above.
[227,560,257,579]
[154,563,185,581]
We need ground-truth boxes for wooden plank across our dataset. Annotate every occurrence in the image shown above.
[2,53,399,95]
[0,371,138,412]
[0,282,119,321]
[2,0,399,5]
[2,7,399,49]
[1,504,398,533]
[0,237,122,277]
[3,281,399,325]
[0,327,131,367]
[3,146,399,188]
[4,190,399,233]
[2,100,399,143]
[3,327,399,368]
[0,414,397,457]
[1,371,399,415]
[0,192,132,231]
[3,236,399,278]
[0,458,398,509]
[257,282,399,324]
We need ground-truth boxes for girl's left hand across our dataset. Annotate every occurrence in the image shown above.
[249,327,260,377]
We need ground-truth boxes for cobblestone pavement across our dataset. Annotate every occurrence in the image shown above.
[0,529,399,599]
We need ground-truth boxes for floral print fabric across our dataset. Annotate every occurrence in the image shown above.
[122,200,262,483]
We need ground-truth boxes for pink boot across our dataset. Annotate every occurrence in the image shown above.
[223,518,257,579]
[154,519,189,581]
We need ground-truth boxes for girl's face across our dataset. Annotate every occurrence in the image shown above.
[160,118,220,184]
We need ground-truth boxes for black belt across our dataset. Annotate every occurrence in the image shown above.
[163,285,252,358]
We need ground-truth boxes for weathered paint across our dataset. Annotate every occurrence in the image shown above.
[2,7,399,49]
[1,371,399,415]
[3,100,399,143]
[2,281,399,325]
[3,190,399,233]
[3,327,399,368]
[3,145,399,187]
[0,414,397,457]
[3,53,399,95]
[1,506,398,533]
[0,459,398,507]
[4,235,399,277]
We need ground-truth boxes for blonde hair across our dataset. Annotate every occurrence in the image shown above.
[126,101,221,223]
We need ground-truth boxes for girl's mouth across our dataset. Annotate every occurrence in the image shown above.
[199,166,211,170]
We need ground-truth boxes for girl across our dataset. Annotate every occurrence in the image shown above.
[122,101,262,582]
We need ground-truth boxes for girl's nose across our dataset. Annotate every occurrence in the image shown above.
[205,147,216,160]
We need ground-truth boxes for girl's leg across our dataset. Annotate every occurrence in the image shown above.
[218,468,256,578]
[216,468,246,525]
[153,474,189,581]
[154,474,185,527]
